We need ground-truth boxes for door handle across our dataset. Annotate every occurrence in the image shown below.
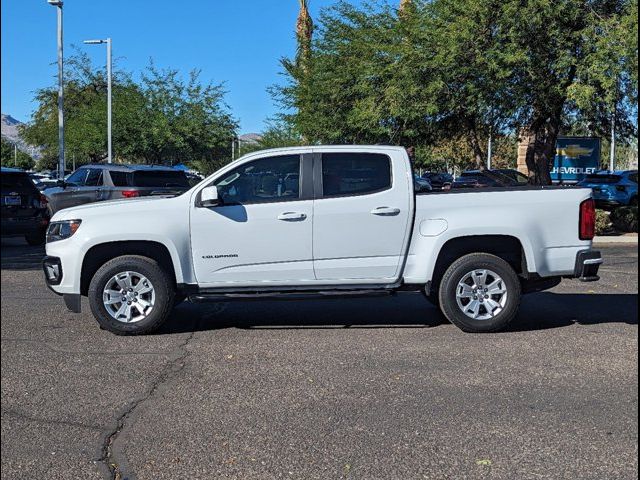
[370,206,400,216]
[277,212,307,221]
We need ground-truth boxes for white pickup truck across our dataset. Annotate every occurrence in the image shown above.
[43,146,602,335]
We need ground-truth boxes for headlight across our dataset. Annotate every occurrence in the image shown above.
[46,220,82,243]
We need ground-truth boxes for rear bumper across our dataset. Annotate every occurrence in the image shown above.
[572,250,602,282]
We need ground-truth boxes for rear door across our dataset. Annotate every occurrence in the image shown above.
[312,150,413,282]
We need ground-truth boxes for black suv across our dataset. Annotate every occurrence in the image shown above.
[1,167,50,245]
[45,164,192,214]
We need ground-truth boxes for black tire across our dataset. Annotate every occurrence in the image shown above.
[438,253,521,333]
[25,230,46,246]
[88,255,175,335]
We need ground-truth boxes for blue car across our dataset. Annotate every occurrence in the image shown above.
[577,170,638,208]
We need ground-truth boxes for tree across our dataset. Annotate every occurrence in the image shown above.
[276,0,638,183]
[1,138,35,170]
[501,0,637,183]
[20,51,238,174]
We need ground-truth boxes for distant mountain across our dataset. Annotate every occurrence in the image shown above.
[238,133,262,144]
[1,114,41,159]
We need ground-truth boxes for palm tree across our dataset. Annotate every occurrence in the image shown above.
[399,0,413,17]
[296,0,313,71]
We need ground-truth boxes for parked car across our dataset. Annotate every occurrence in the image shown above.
[1,167,50,245]
[44,164,192,214]
[414,174,432,193]
[421,172,453,191]
[577,170,638,208]
[493,169,530,186]
[44,146,601,336]
[451,170,518,189]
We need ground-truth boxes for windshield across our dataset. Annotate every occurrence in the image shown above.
[1,172,37,193]
[131,171,190,188]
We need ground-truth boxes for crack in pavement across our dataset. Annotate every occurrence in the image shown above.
[100,330,196,480]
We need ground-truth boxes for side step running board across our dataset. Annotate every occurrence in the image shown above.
[189,289,395,303]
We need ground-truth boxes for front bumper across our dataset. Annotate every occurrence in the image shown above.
[42,255,81,313]
[573,250,602,282]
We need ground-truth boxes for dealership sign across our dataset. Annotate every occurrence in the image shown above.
[551,137,601,183]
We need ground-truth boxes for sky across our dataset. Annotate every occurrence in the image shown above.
[1,0,362,134]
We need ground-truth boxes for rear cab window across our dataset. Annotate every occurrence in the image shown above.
[321,153,391,197]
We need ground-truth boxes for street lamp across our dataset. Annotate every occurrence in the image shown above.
[47,0,65,178]
[84,38,112,163]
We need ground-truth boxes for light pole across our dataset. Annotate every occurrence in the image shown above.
[84,38,112,163]
[47,0,65,178]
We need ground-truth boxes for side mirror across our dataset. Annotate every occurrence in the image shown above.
[200,185,221,207]
[56,179,67,189]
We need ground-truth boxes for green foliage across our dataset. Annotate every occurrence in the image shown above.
[595,210,612,235]
[20,51,238,174]
[610,206,638,232]
[276,0,638,182]
[1,138,34,170]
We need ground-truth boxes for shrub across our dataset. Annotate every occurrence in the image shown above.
[595,210,611,235]
[610,206,639,233]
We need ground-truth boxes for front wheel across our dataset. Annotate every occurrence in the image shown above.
[438,253,521,333]
[88,255,175,335]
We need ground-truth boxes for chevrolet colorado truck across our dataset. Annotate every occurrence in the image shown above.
[43,146,602,335]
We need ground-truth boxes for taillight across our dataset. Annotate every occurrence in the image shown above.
[121,190,140,198]
[38,194,48,209]
[579,198,596,240]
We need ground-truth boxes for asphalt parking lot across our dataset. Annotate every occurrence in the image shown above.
[1,238,637,480]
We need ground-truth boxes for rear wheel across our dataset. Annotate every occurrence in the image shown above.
[438,253,521,333]
[88,255,175,335]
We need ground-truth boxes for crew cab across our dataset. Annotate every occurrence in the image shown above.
[43,146,602,335]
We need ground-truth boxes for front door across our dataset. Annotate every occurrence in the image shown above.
[312,151,412,282]
[190,154,315,287]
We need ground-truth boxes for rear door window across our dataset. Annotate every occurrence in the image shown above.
[84,169,103,187]
[321,153,391,197]
[132,171,190,188]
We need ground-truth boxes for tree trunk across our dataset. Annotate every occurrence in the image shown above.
[465,120,486,170]
[520,106,562,185]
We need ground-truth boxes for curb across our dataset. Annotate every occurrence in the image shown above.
[593,235,638,245]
